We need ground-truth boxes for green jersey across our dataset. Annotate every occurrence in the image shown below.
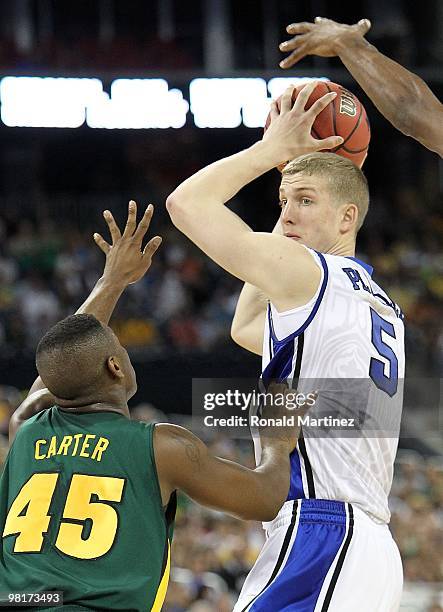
[0,407,176,611]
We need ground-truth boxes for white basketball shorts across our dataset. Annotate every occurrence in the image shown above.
[233,499,403,612]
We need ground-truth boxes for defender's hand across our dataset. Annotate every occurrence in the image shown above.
[279,17,371,69]
[94,200,162,286]
[259,382,316,452]
[262,81,343,162]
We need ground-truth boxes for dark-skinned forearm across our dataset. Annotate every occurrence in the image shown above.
[158,424,292,522]
[254,444,291,517]
[211,442,291,521]
[336,37,443,153]
[193,449,290,522]
[75,275,126,325]
[29,275,126,395]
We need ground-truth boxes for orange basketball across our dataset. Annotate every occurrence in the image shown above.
[264,81,370,169]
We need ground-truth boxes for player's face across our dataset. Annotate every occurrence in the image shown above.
[279,173,343,252]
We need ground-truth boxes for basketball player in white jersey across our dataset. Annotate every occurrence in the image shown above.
[166,81,404,611]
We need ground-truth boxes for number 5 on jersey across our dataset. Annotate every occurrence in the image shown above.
[369,308,399,397]
[3,473,125,559]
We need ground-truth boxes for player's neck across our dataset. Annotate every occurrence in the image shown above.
[57,402,130,417]
[325,236,356,257]
[55,388,130,417]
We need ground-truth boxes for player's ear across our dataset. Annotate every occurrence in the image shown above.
[340,203,358,233]
[107,356,125,379]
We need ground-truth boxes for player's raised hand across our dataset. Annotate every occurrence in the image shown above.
[279,17,371,69]
[94,200,162,286]
[262,82,343,162]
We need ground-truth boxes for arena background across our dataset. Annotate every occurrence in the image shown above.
[0,1,441,610]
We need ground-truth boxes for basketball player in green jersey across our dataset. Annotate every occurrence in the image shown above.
[1,202,307,612]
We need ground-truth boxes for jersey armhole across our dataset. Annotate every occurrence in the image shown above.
[268,250,329,343]
[271,247,327,316]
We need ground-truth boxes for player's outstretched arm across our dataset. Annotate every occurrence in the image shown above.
[279,17,443,156]
[154,385,309,521]
[26,202,161,399]
[154,425,289,521]
[167,82,340,313]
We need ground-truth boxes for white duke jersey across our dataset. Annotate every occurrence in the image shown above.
[257,248,405,524]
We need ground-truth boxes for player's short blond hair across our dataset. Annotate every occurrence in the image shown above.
[282,153,369,232]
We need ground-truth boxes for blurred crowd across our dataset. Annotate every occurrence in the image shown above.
[0,212,239,357]
[390,453,443,585]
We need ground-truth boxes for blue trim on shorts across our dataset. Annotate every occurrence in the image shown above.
[298,499,347,526]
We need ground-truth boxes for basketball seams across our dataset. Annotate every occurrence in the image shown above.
[338,99,363,147]
[342,143,369,154]
[342,115,371,153]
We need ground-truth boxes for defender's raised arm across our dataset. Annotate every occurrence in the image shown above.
[279,17,443,156]
[12,201,162,440]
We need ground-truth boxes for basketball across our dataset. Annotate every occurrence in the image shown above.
[264,81,370,169]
